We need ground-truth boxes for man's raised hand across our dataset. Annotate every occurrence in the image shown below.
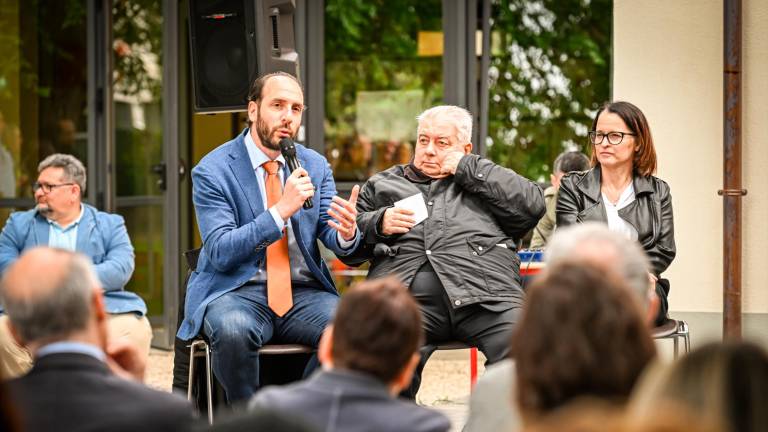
[328,185,360,241]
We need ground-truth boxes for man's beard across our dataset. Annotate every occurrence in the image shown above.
[255,107,296,150]
[36,203,53,216]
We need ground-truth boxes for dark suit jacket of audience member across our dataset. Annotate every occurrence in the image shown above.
[250,369,450,432]
[195,409,318,432]
[8,352,193,432]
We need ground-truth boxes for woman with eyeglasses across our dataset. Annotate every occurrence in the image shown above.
[556,101,675,326]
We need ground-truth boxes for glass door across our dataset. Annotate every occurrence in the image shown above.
[111,0,171,347]
[0,0,89,222]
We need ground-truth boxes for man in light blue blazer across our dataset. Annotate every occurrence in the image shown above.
[0,154,150,379]
[179,72,360,402]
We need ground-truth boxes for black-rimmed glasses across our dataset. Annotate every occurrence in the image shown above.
[588,131,636,146]
[32,182,75,194]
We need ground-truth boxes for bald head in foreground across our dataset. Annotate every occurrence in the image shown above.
[1,248,191,432]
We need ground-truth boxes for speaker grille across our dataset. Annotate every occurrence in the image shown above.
[189,0,257,112]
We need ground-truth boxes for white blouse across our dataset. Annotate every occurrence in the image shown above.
[602,183,638,241]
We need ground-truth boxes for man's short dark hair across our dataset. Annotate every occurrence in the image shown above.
[512,262,656,419]
[247,71,303,103]
[553,151,590,175]
[331,277,423,383]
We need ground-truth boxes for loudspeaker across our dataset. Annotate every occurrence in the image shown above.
[256,0,300,79]
[189,0,299,114]
[189,0,258,113]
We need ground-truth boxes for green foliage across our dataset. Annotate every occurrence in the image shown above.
[486,0,611,181]
[112,0,163,99]
[324,0,443,141]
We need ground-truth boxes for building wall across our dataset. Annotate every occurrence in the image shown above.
[613,0,768,342]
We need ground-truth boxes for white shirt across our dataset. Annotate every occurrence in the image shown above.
[48,205,85,251]
[602,183,638,241]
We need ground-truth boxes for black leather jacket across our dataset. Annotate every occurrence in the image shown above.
[556,166,676,275]
[341,154,545,308]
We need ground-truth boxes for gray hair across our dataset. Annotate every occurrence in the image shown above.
[546,223,651,306]
[553,151,590,174]
[0,252,95,343]
[416,105,473,145]
[38,153,87,195]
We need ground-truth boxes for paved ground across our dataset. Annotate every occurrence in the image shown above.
[145,348,484,431]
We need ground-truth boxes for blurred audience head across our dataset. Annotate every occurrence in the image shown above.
[523,398,714,432]
[551,151,590,188]
[0,247,107,353]
[320,276,423,393]
[630,341,768,432]
[546,222,656,319]
[512,262,656,423]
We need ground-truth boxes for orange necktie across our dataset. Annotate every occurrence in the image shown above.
[263,161,292,316]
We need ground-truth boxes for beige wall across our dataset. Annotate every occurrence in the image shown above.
[613,0,767,315]
[742,0,768,314]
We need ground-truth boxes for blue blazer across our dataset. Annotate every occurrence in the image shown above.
[178,129,353,340]
[0,204,146,315]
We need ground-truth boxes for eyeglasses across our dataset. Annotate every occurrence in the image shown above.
[588,131,636,146]
[32,182,75,194]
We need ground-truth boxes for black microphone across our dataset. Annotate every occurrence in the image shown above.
[279,138,313,209]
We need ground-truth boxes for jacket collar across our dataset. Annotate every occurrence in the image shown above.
[30,351,111,376]
[577,165,654,202]
[310,369,392,398]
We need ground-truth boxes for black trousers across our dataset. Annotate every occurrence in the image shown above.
[655,278,670,326]
[402,263,521,398]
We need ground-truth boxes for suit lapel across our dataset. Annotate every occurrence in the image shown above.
[33,213,50,246]
[228,136,265,218]
[75,206,96,253]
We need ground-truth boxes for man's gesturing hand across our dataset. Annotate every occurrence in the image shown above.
[328,185,360,241]
[381,207,416,235]
[275,168,315,221]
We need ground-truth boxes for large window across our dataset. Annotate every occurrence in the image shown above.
[485,0,611,181]
[324,0,443,182]
[0,0,88,223]
[112,0,165,317]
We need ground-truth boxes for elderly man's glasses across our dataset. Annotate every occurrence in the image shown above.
[32,182,75,194]
[589,131,636,146]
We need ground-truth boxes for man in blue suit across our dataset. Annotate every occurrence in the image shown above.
[0,153,150,379]
[178,72,360,402]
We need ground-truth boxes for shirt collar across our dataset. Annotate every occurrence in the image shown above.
[244,128,285,171]
[47,204,84,231]
[36,341,107,362]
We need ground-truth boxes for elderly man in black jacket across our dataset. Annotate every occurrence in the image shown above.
[341,105,545,396]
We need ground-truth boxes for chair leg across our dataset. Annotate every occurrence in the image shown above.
[682,323,691,353]
[470,347,478,390]
[187,343,197,401]
[204,344,214,425]
[673,336,679,359]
